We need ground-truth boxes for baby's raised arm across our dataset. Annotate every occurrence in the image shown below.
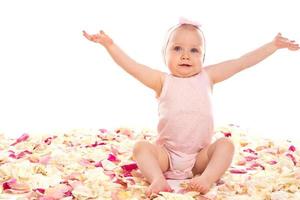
[83,30,164,96]
[205,33,299,84]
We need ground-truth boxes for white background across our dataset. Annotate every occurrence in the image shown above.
[0,0,299,140]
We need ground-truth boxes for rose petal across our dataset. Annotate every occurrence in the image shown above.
[268,160,278,165]
[85,141,106,148]
[288,145,296,152]
[243,148,258,155]
[286,153,297,166]
[99,129,108,133]
[39,155,51,165]
[33,188,46,195]
[222,132,232,137]
[2,178,16,190]
[229,169,247,174]
[44,137,54,145]
[108,153,119,162]
[121,163,138,172]
[10,133,29,146]
[44,184,72,199]
[94,161,103,168]
[9,150,32,159]
[249,162,265,170]
[3,179,31,194]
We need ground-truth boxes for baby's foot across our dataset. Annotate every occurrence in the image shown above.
[146,177,172,197]
[187,175,213,194]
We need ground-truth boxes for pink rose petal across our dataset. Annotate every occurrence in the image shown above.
[44,137,54,145]
[33,188,46,194]
[69,180,83,188]
[2,178,16,190]
[44,184,72,199]
[85,141,106,148]
[108,153,119,162]
[123,171,133,177]
[243,148,258,155]
[289,145,296,152]
[121,163,138,172]
[3,178,31,194]
[94,161,103,168]
[249,162,265,170]
[39,155,51,165]
[111,145,120,155]
[9,150,32,159]
[10,133,29,146]
[99,129,108,133]
[222,131,232,137]
[268,160,277,165]
[286,153,297,166]
[229,169,247,174]
[244,156,258,162]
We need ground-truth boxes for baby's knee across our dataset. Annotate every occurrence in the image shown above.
[216,138,235,152]
[133,140,152,156]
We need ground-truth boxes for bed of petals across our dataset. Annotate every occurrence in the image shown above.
[0,125,300,200]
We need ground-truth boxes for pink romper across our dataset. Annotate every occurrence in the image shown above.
[156,70,214,179]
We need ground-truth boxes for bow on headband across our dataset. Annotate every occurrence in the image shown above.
[179,17,201,28]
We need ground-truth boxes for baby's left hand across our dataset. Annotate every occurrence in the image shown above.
[273,33,299,51]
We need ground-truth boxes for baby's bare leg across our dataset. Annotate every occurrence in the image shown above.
[189,138,235,194]
[133,140,171,196]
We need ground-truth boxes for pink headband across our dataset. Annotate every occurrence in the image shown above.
[179,17,201,28]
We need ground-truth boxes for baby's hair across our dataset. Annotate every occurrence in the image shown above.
[162,24,206,64]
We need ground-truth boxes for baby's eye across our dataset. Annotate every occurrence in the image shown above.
[191,48,199,53]
[173,46,182,51]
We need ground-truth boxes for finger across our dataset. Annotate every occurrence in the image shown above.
[289,47,299,51]
[279,36,289,41]
[100,30,108,37]
[82,30,88,37]
[289,43,299,47]
[291,45,300,49]
[289,45,300,51]
[83,34,92,41]
[82,31,94,40]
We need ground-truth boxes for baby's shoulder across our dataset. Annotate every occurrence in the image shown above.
[202,67,214,87]
[155,72,168,99]
[160,72,168,83]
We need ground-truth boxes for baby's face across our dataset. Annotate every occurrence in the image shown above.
[165,26,204,78]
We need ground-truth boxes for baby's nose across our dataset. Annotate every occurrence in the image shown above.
[181,52,190,59]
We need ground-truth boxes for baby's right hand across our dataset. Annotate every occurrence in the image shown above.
[83,30,113,48]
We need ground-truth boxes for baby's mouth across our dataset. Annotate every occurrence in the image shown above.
[179,64,192,67]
